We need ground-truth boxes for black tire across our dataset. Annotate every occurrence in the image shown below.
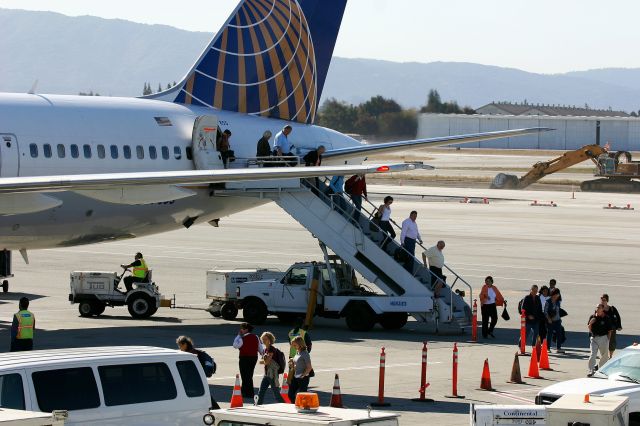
[221,302,238,320]
[379,312,408,330]
[345,304,376,332]
[127,293,155,319]
[92,302,106,316]
[209,302,222,317]
[79,301,94,317]
[2,280,8,293]
[242,298,267,325]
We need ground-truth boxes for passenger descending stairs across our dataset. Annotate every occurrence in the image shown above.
[217,178,473,333]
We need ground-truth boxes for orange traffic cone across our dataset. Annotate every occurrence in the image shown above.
[479,359,495,391]
[507,352,525,384]
[280,373,292,403]
[526,347,541,379]
[539,340,552,371]
[535,336,542,363]
[330,374,344,408]
[230,374,243,408]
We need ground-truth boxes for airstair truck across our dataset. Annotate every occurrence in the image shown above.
[207,252,426,331]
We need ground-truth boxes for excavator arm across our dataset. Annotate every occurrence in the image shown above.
[492,144,607,189]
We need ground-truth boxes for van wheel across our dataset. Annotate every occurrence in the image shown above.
[127,294,154,319]
[221,303,238,320]
[243,298,267,325]
[2,280,8,293]
[93,302,106,316]
[379,312,408,329]
[346,304,376,331]
[79,302,94,317]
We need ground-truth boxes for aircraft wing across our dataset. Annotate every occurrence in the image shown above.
[323,128,551,161]
[0,164,412,195]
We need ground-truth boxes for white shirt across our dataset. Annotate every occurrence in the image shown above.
[423,246,444,268]
[400,218,421,244]
[273,130,290,153]
[233,333,265,355]
[539,294,549,308]
[486,287,496,304]
[380,205,391,221]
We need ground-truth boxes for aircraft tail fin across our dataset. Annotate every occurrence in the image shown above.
[159,0,347,124]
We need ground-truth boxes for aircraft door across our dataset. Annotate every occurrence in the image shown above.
[191,116,224,170]
[0,134,19,177]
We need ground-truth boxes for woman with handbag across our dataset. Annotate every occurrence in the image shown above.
[545,288,564,353]
[479,276,504,339]
[287,336,313,402]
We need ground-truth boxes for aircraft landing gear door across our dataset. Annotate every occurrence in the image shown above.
[191,116,224,170]
[0,135,19,177]
[275,267,310,312]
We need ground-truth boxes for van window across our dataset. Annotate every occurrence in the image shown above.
[110,145,118,159]
[97,144,106,159]
[149,146,157,160]
[83,144,92,159]
[136,145,144,159]
[98,363,177,406]
[162,146,169,160]
[57,144,66,158]
[0,373,25,410]
[32,367,100,412]
[174,146,182,160]
[43,144,52,158]
[29,143,38,158]
[123,145,131,159]
[70,144,79,159]
[186,146,193,160]
[176,361,205,397]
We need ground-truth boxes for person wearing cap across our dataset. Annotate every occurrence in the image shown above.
[11,297,35,351]
[256,130,272,159]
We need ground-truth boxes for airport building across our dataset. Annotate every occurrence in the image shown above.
[418,103,640,151]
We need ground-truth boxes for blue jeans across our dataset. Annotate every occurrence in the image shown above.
[526,320,539,347]
[547,320,563,350]
[257,376,284,405]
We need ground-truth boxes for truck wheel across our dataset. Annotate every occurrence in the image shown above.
[379,312,408,330]
[221,303,238,320]
[2,280,8,293]
[208,302,222,317]
[79,302,94,317]
[92,302,106,316]
[127,294,154,319]
[242,298,267,325]
[346,304,376,332]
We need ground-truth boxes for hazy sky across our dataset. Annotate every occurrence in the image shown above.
[0,0,637,74]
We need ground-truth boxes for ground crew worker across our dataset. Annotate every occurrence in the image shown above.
[11,297,34,352]
[288,317,312,358]
[121,252,148,292]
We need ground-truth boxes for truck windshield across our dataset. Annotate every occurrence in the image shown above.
[599,349,640,382]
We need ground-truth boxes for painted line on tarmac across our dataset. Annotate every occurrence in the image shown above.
[493,390,534,404]
[210,362,443,382]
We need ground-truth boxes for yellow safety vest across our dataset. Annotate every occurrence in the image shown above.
[288,328,306,358]
[132,258,148,279]
[15,310,34,340]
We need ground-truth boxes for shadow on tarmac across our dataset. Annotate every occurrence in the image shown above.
[0,292,47,304]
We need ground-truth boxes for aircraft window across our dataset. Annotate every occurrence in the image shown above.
[162,146,169,160]
[29,143,38,158]
[186,146,193,160]
[174,146,182,160]
[123,145,131,159]
[83,144,91,159]
[97,145,106,159]
[70,144,79,158]
[149,146,157,160]
[57,144,66,158]
[110,145,118,159]
[43,144,52,158]
[136,145,144,159]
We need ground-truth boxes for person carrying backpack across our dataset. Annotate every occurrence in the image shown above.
[176,335,216,377]
[257,332,286,405]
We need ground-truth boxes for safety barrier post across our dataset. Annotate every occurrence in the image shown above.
[371,347,390,407]
[445,343,465,398]
[519,309,527,355]
[412,342,433,402]
[471,299,478,343]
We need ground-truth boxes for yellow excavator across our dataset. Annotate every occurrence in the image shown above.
[491,144,640,192]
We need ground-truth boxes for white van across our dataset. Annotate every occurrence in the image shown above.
[0,346,212,425]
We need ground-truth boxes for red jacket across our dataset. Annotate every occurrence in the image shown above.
[345,175,367,197]
[479,284,504,306]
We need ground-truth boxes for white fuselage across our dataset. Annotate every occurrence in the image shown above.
[0,93,360,250]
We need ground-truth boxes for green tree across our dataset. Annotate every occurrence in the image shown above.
[378,110,417,137]
[317,98,358,133]
[421,89,443,113]
[158,83,162,93]
[359,95,402,117]
[142,83,152,96]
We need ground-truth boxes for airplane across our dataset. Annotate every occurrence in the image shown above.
[0,0,545,291]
